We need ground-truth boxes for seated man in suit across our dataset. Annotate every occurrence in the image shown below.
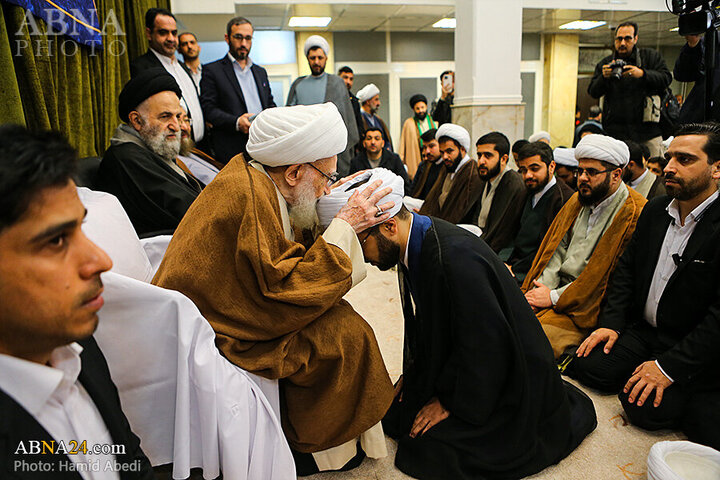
[96,70,203,236]
[200,16,276,164]
[0,125,154,479]
[623,140,666,200]
[349,128,410,191]
[571,123,720,450]
[131,8,204,144]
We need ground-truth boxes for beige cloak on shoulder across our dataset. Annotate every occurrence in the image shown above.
[153,156,394,453]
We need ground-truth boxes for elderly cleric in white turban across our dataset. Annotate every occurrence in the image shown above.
[436,123,471,153]
[553,147,579,168]
[303,35,330,57]
[246,103,347,167]
[575,134,630,168]
[317,168,405,228]
[356,84,380,104]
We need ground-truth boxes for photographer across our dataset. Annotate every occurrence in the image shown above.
[589,22,672,157]
[431,70,454,126]
[674,34,720,124]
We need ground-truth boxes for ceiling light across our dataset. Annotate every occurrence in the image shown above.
[432,18,456,29]
[288,16,331,28]
[559,20,607,30]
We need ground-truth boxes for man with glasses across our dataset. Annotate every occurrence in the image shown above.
[522,134,647,358]
[154,103,395,475]
[589,21,671,157]
[200,16,276,164]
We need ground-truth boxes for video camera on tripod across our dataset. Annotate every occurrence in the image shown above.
[670,0,720,35]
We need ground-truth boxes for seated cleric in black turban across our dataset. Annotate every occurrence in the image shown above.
[409,94,427,108]
[118,68,182,122]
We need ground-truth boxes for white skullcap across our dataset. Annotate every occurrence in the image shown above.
[357,84,380,104]
[436,123,470,152]
[553,148,578,168]
[246,103,347,167]
[647,440,720,480]
[575,134,629,168]
[303,35,330,56]
[529,131,551,143]
[316,168,404,228]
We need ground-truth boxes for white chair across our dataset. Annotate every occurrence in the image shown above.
[95,272,295,480]
[647,440,720,480]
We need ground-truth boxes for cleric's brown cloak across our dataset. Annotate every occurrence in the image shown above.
[521,188,646,358]
[419,159,483,224]
[153,155,393,452]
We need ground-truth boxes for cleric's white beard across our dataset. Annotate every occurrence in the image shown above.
[288,182,320,233]
[140,123,181,162]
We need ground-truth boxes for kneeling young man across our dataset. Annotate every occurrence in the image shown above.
[0,125,154,479]
[571,123,720,450]
[319,169,597,480]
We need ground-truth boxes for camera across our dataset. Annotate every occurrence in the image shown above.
[609,59,628,80]
[671,0,720,35]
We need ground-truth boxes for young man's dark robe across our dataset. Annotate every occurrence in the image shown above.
[462,169,527,253]
[96,125,203,236]
[419,160,483,224]
[505,178,575,284]
[384,214,597,480]
[409,159,443,200]
[348,148,410,192]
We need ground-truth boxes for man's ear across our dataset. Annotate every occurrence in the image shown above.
[382,217,399,237]
[501,153,509,166]
[711,160,720,181]
[128,111,143,132]
[145,27,152,41]
[548,160,556,176]
[284,164,303,187]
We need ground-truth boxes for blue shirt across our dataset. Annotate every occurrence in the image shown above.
[229,53,263,115]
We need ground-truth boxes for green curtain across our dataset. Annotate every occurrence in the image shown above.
[0,0,170,157]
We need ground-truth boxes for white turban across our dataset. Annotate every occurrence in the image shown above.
[246,103,347,167]
[575,134,629,168]
[303,35,330,56]
[553,148,578,168]
[436,123,470,153]
[529,131,551,143]
[357,84,380,104]
[316,168,404,228]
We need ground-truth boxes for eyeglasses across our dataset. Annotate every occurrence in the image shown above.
[231,34,253,42]
[573,167,615,178]
[308,163,340,186]
[615,35,634,43]
[358,230,372,246]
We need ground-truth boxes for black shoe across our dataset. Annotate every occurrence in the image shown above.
[292,443,366,476]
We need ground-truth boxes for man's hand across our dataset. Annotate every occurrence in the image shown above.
[623,361,673,408]
[237,113,252,133]
[441,83,453,99]
[623,65,645,79]
[685,34,702,48]
[335,179,394,233]
[410,397,449,438]
[525,280,552,309]
[576,328,619,357]
[393,376,403,402]
[602,64,613,79]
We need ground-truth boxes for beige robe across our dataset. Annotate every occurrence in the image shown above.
[399,118,422,178]
[153,155,394,455]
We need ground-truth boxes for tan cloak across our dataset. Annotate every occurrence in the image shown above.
[521,188,646,357]
[419,160,483,224]
[399,118,422,178]
[153,156,394,453]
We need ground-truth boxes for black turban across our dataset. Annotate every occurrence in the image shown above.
[118,68,182,122]
[409,94,427,108]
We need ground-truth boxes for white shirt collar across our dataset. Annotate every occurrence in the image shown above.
[533,175,557,208]
[0,343,83,416]
[151,47,177,66]
[629,169,649,188]
[402,214,414,269]
[667,190,719,226]
[227,52,253,70]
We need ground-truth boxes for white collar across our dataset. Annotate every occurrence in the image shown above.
[151,47,177,66]
[533,175,557,207]
[401,214,414,269]
[227,52,253,69]
[629,169,649,188]
[487,164,508,189]
[0,343,83,416]
[667,190,719,226]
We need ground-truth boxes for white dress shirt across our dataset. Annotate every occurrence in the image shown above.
[532,175,557,208]
[151,48,204,141]
[0,344,119,480]
[229,53,263,118]
[629,169,649,189]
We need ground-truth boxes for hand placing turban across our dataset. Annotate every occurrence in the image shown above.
[317,168,405,228]
[357,84,380,104]
[246,103,348,167]
[436,123,470,152]
[409,94,427,108]
[118,68,181,123]
[575,134,630,168]
[553,148,578,168]
[303,35,330,57]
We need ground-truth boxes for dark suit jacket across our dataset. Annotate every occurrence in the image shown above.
[599,194,720,385]
[200,56,275,164]
[463,169,528,253]
[0,337,154,479]
[349,149,410,192]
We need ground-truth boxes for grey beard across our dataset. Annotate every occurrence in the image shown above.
[288,182,320,234]
[140,124,181,162]
[179,136,194,156]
